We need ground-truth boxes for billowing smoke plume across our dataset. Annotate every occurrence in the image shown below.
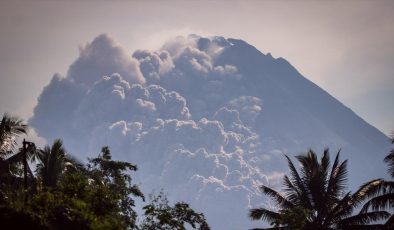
[30,34,390,229]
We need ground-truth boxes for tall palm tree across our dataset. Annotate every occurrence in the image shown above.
[0,114,33,205]
[249,149,390,230]
[359,134,394,229]
[0,113,29,172]
[0,113,28,156]
[36,139,75,188]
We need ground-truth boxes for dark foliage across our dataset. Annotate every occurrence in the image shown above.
[141,192,210,230]
[249,149,390,229]
[359,135,394,228]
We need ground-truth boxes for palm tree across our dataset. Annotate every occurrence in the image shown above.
[0,113,28,155]
[359,134,394,229]
[36,139,75,188]
[249,149,390,230]
[0,114,34,204]
[0,114,29,176]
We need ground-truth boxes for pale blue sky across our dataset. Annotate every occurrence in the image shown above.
[0,0,393,135]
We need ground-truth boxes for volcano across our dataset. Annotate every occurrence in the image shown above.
[30,34,391,229]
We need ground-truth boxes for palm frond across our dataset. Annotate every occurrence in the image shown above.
[321,148,330,183]
[284,154,312,209]
[296,150,319,181]
[36,139,68,187]
[360,194,394,213]
[326,154,348,199]
[352,179,386,212]
[249,208,281,222]
[283,175,302,204]
[260,186,294,209]
[303,150,331,217]
[384,149,394,178]
[384,214,394,229]
[0,114,28,154]
[326,192,353,225]
[339,211,390,226]
[358,179,394,213]
[326,151,341,195]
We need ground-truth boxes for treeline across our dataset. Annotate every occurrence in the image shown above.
[0,114,210,230]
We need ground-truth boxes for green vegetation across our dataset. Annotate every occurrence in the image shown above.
[0,114,210,230]
[141,192,210,230]
[250,147,394,230]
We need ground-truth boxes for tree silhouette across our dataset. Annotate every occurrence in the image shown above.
[0,114,36,206]
[359,134,394,229]
[86,146,145,228]
[27,146,146,229]
[36,139,74,188]
[0,113,28,155]
[249,149,390,230]
[141,191,210,230]
[0,114,29,180]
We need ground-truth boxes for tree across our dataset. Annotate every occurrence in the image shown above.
[86,146,145,228]
[0,114,29,180]
[36,139,74,188]
[0,113,28,155]
[249,149,390,230]
[28,146,145,229]
[359,134,394,229]
[141,192,210,230]
[0,115,37,206]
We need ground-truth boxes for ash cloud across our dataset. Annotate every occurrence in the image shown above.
[69,34,144,87]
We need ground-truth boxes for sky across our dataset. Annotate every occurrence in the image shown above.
[0,0,393,135]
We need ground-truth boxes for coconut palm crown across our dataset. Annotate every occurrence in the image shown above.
[358,135,394,229]
[0,113,28,155]
[249,149,390,230]
[36,139,77,188]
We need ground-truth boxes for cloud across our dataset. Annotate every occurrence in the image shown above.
[132,35,244,120]
[228,96,263,126]
[30,34,147,152]
[87,114,266,229]
[29,74,85,144]
[132,49,174,84]
[32,64,266,228]
[68,34,145,87]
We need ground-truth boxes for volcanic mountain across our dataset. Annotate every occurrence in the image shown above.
[30,34,391,229]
